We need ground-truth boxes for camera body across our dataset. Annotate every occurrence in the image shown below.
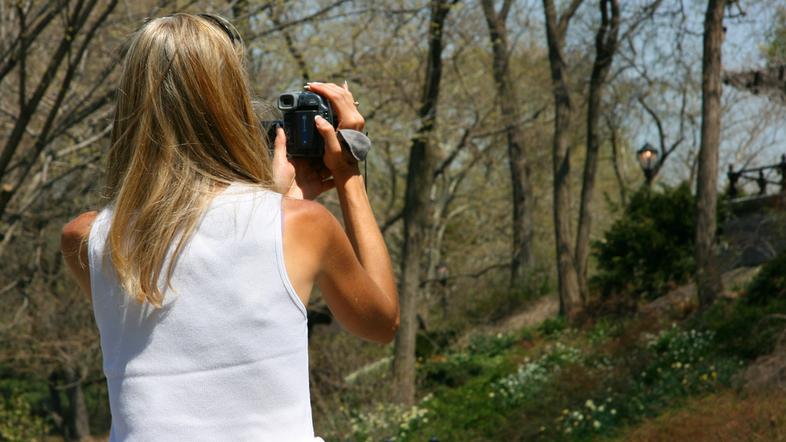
[261,91,338,157]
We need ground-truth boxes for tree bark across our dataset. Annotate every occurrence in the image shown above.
[575,0,620,300]
[542,0,584,320]
[392,0,454,406]
[64,366,90,441]
[48,371,65,435]
[606,114,628,205]
[695,0,725,308]
[481,0,535,289]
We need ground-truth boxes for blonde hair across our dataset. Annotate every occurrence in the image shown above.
[105,13,273,307]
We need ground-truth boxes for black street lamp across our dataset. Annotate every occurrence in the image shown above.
[637,143,659,186]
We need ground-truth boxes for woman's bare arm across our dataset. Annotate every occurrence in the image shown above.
[61,211,97,302]
[277,81,399,343]
[284,197,398,344]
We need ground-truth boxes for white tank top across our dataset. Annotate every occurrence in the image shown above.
[88,182,324,441]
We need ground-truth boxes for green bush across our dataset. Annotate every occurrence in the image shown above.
[692,297,786,360]
[745,250,786,304]
[415,328,458,360]
[467,332,516,357]
[0,392,50,442]
[591,183,697,300]
[554,324,741,440]
[689,252,786,361]
[537,317,567,337]
[418,352,485,390]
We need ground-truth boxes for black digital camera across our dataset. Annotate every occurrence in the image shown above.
[261,91,338,157]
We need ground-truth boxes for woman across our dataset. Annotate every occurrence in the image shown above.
[60,13,398,441]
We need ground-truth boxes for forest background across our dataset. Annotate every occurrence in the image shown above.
[2,0,786,440]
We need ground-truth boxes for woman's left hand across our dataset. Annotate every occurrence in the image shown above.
[271,126,335,200]
[305,81,365,132]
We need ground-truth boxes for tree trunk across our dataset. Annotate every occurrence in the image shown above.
[480,0,535,289]
[64,366,90,441]
[48,371,65,435]
[542,0,584,320]
[695,0,725,308]
[606,115,628,205]
[392,0,454,406]
[575,0,620,300]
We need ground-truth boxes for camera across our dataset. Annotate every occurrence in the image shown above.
[261,91,338,157]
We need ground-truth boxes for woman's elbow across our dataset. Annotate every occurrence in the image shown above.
[365,297,399,344]
[371,323,398,345]
[378,296,400,344]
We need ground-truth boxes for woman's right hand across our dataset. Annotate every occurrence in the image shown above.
[273,126,335,200]
[314,115,361,181]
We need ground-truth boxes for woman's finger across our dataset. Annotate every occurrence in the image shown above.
[314,115,342,155]
[309,82,353,102]
[305,82,338,99]
[274,126,287,160]
[271,126,297,195]
[326,83,353,101]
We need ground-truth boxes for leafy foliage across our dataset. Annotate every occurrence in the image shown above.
[591,183,697,300]
[745,250,786,304]
[537,317,568,336]
[690,251,786,360]
[764,6,786,66]
[0,391,50,442]
[555,324,740,439]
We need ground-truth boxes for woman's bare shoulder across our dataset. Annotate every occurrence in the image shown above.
[62,211,98,241]
[61,211,98,301]
[282,198,340,237]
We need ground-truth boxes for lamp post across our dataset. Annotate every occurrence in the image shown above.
[636,143,659,187]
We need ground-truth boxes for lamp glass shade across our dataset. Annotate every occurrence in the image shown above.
[637,144,658,172]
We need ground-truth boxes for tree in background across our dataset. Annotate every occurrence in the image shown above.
[480,0,536,289]
[392,0,457,406]
[575,0,621,302]
[542,0,584,320]
[695,0,726,309]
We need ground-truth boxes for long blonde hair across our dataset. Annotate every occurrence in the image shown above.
[105,13,273,307]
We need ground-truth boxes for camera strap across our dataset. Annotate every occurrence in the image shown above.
[337,129,371,191]
[336,129,371,162]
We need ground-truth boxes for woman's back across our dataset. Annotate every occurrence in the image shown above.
[60,13,397,440]
[88,183,320,441]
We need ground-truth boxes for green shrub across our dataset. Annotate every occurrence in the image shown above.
[346,394,434,442]
[0,392,50,442]
[418,352,485,390]
[537,317,567,337]
[467,332,516,356]
[745,250,786,304]
[415,328,459,361]
[591,183,697,300]
[414,342,583,441]
[685,253,786,361]
[554,324,741,440]
[587,317,623,345]
[491,342,582,408]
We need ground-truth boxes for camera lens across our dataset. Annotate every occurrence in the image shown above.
[279,94,295,109]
